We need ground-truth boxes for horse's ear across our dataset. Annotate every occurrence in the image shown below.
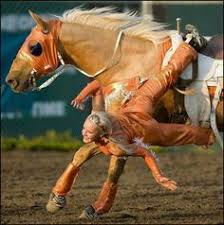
[29,10,49,34]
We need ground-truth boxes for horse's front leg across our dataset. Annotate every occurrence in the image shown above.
[80,155,127,219]
[46,142,100,213]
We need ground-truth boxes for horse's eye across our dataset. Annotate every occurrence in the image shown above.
[29,42,42,56]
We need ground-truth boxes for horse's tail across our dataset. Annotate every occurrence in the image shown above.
[173,86,195,95]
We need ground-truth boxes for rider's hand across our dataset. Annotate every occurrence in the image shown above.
[155,176,177,191]
[71,97,85,110]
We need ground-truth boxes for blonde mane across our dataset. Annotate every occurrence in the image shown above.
[59,6,171,43]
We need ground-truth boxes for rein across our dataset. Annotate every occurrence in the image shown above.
[31,18,143,91]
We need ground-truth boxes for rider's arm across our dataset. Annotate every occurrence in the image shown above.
[71,79,101,107]
[91,87,105,112]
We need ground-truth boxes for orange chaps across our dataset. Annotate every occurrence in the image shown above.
[52,163,79,196]
[122,42,197,115]
[52,163,119,214]
[92,181,117,214]
[118,42,214,147]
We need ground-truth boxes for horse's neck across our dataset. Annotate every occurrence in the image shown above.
[59,22,119,75]
[96,36,172,85]
[58,22,171,86]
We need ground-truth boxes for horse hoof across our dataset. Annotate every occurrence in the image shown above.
[79,205,98,220]
[46,193,66,213]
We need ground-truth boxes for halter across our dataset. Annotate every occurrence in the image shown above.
[28,18,143,92]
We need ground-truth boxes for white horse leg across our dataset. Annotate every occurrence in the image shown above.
[210,77,223,150]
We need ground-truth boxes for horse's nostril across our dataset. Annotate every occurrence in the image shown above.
[6,78,18,89]
[6,79,13,84]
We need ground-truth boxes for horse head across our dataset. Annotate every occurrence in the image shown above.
[6,7,170,92]
[6,11,62,92]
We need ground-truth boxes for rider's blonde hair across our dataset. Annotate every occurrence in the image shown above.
[87,111,112,136]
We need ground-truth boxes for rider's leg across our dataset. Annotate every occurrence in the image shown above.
[118,42,214,146]
[144,121,214,146]
[46,142,100,213]
[117,42,214,147]
[52,142,100,196]
[122,42,197,116]
[80,155,127,219]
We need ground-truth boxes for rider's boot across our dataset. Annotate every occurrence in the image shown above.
[79,181,117,220]
[46,163,79,213]
[182,24,208,52]
[167,42,198,86]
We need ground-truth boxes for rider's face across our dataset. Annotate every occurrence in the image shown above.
[82,119,101,143]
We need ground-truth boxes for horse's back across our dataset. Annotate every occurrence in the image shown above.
[200,34,223,59]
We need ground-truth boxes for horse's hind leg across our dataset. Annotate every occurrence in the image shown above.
[80,155,127,219]
[46,142,100,213]
[210,83,223,149]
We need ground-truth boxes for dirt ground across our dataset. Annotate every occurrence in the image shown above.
[1,149,223,224]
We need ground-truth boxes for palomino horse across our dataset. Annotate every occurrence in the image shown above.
[6,7,223,219]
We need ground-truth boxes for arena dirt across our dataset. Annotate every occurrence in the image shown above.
[1,149,223,224]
